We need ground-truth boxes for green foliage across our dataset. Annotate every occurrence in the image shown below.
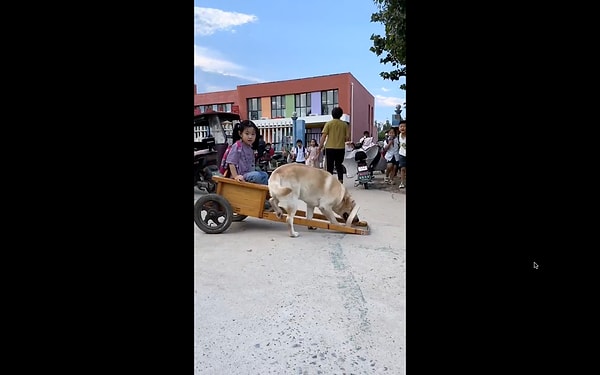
[377,120,392,141]
[370,0,406,90]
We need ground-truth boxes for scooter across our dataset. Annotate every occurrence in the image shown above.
[343,140,380,189]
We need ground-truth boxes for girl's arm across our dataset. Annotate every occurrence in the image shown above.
[226,142,244,181]
[229,164,244,181]
[383,139,391,152]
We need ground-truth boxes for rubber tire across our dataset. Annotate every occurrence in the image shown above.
[364,182,369,189]
[194,194,233,234]
[232,214,247,222]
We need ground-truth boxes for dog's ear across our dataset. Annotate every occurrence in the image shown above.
[342,195,355,208]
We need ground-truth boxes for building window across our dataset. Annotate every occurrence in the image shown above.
[321,89,339,116]
[196,104,232,114]
[247,98,262,120]
[213,103,232,112]
[271,96,286,118]
[294,93,311,117]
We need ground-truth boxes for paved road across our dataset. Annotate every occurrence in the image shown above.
[194,174,405,374]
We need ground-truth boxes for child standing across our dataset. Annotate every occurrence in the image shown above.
[305,139,320,168]
[291,139,307,164]
[382,127,399,184]
[398,121,406,188]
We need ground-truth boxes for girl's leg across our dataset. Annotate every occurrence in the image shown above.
[244,171,269,185]
[400,167,406,188]
[384,162,393,182]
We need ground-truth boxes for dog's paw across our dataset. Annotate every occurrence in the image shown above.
[290,231,299,237]
[308,226,317,230]
[275,211,282,219]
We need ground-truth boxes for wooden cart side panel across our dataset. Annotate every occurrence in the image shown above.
[219,183,267,217]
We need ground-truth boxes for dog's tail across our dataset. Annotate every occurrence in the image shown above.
[268,175,293,196]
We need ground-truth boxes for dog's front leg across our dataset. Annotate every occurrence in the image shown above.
[320,207,342,226]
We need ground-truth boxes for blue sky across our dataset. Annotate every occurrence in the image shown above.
[194,0,406,124]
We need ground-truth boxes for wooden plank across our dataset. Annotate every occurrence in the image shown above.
[261,212,369,235]
[292,209,346,223]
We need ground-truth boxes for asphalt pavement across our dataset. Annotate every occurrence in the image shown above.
[194,171,405,374]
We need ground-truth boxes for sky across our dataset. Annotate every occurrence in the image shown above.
[194,0,406,124]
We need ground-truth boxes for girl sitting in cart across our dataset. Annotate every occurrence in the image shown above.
[224,120,269,185]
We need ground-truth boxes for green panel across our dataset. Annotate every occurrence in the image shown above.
[285,95,295,117]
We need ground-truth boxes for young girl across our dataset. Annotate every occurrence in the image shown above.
[397,121,406,188]
[225,120,269,185]
[305,139,320,168]
[383,127,399,184]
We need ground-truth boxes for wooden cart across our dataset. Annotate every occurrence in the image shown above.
[194,176,369,235]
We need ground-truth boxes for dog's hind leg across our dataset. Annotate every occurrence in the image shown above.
[270,196,283,218]
[306,205,317,230]
[285,203,299,237]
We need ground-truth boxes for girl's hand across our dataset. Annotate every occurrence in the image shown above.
[235,175,245,182]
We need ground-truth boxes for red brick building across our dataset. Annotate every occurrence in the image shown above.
[194,73,375,146]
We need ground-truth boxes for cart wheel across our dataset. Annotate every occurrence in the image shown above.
[363,182,369,189]
[232,213,247,222]
[194,194,233,234]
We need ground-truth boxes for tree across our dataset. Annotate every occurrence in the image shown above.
[377,120,392,141]
[370,0,406,90]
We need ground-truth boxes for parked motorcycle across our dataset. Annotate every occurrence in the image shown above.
[271,151,288,168]
[343,139,380,189]
[194,111,241,193]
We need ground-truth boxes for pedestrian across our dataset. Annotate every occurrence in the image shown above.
[291,139,307,164]
[382,127,399,184]
[358,131,371,146]
[318,107,351,183]
[398,120,406,188]
[305,139,320,168]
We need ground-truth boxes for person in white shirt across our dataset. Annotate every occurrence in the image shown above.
[291,139,307,164]
[382,127,399,184]
[397,121,406,188]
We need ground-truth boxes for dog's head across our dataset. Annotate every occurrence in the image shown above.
[336,192,360,224]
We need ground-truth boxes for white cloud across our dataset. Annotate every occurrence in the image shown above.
[381,87,390,92]
[194,45,264,83]
[194,7,258,36]
[375,94,406,108]
[205,84,233,92]
[194,45,241,73]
